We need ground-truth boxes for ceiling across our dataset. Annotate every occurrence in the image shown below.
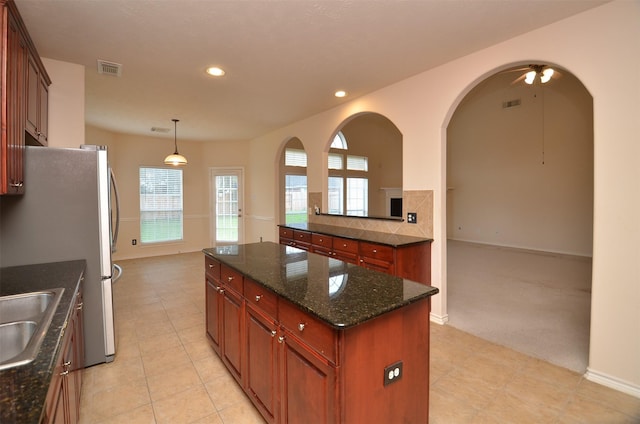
[15,0,607,143]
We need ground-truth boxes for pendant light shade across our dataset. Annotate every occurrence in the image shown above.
[164,119,188,166]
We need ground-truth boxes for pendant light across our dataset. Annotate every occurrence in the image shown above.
[164,118,188,166]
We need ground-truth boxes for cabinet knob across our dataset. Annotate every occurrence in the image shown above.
[227,276,234,282]
[278,336,285,344]
[219,288,225,294]
[372,249,377,253]
[9,182,24,188]
[63,361,71,367]
[271,330,277,337]
[255,295,262,302]
[298,323,306,332]
[60,370,69,376]
[76,302,83,310]
[208,264,214,268]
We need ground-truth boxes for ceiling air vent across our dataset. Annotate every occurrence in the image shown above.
[97,60,122,77]
[151,127,170,133]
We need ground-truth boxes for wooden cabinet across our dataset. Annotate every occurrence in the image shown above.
[358,241,395,274]
[279,328,337,424]
[280,226,431,284]
[205,260,244,384]
[1,0,51,195]
[1,1,27,195]
[278,227,311,251]
[203,253,432,423]
[26,50,49,145]
[245,278,279,423]
[43,283,84,424]
[205,256,222,354]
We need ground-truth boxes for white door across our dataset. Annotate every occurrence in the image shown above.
[210,168,244,246]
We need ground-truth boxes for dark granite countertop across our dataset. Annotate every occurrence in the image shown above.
[0,260,86,424]
[278,222,433,247]
[203,242,438,329]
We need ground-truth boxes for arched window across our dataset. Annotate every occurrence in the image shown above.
[328,131,368,216]
[281,138,308,224]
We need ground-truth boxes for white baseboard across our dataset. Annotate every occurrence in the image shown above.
[430,312,449,325]
[585,368,640,399]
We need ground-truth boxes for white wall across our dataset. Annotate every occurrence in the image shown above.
[244,1,640,395]
[41,58,84,148]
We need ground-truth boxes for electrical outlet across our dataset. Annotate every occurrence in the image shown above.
[132,239,137,245]
[407,212,417,224]
[383,361,403,386]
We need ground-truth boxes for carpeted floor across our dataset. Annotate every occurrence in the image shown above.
[446,240,592,373]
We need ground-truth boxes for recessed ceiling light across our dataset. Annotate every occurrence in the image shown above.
[334,90,347,98]
[206,66,225,77]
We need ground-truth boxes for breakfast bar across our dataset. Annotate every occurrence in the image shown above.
[203,241,438,423]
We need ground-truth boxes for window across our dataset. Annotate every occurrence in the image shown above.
[139,167,183,243]
[283,142,308,224]
[328,131,368,216]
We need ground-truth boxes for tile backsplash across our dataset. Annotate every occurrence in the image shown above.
[308,190,433,239]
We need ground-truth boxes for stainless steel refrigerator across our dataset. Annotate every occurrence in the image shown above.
[0,145,121,366]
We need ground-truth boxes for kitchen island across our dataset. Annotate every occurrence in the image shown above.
[203,242,438,424]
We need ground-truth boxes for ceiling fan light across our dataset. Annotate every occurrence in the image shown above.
[524,71,536,85]
[541,68,554,83]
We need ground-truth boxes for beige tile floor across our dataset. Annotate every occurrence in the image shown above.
[79,252,640,423]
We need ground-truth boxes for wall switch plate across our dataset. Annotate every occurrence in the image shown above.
[383,361,403,386]
[407,212,417,224]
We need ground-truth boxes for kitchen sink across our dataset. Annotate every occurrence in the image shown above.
[0,321,37,364]
[0,288,64,370]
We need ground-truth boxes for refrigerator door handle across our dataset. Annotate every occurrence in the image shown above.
[110,168,120,253]
[112,263,123,284]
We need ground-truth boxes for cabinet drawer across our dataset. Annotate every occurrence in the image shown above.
[312,233,333,249]
[359,242,394,262]
[205,256,221,281]
[293,230,312,244]
[279,300,337,363]
[221,265,244,294]
[332,237,358,254]
[245,277,277,318]
[279,227,293,240]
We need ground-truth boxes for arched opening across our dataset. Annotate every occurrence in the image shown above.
[279,137,308,224]
[445,64,594,372]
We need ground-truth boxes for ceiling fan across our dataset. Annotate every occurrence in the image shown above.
[506,64,561,85]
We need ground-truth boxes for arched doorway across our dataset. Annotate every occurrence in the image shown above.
[445,64,594,372]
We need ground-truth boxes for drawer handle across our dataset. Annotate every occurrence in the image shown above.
[278,336,286,344]
[298,323,306,332]
[255,295,262,302]
[271,330,277,337]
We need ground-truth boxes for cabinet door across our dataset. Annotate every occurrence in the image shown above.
[38,76,49,144]
[245,305,278,423]
[221,288,244,384]
[2,10,27,195]
[25,52,39,138]
[205,278,221,355]
[280,333,337,424]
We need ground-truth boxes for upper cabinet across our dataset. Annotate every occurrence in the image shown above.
[1,0,51,195]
